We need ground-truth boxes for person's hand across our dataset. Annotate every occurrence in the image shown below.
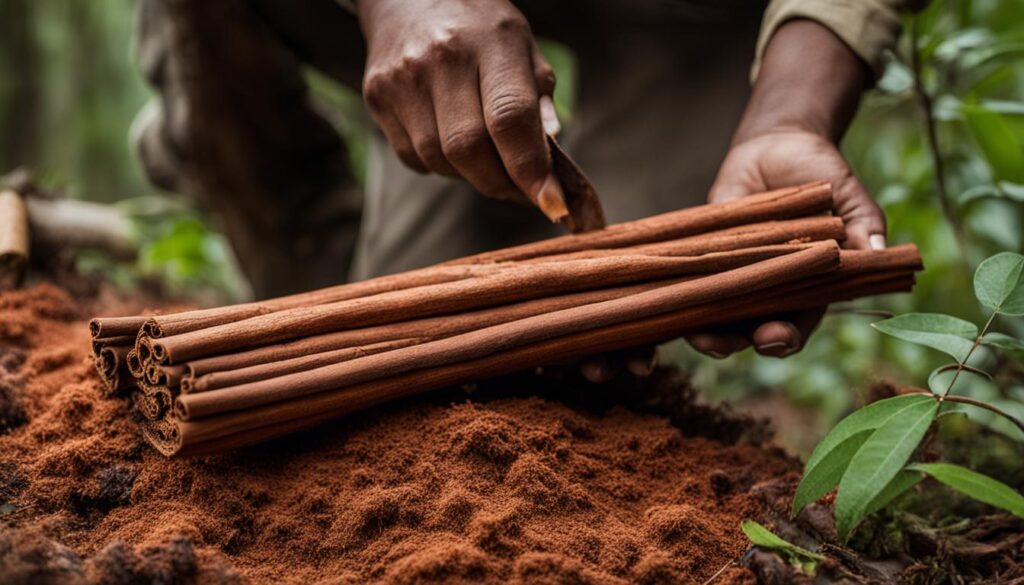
[710,129,886,250]
[687,129,885,358]
[686,19,886,360]
[356,0,567,217]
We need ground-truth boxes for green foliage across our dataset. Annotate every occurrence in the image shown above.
[795,249,1024,543]
[961,104,1024,183]
[982,331,1024,351]
[872,313,978,361]
[792,394,935,516]
[908,463,1024,518]
[834,396,939,540]
[974,252,1024,314]
[740,520,823,573]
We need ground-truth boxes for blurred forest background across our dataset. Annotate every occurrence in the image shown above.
[2,0,1022,454]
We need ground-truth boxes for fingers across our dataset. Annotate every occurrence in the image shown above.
[684,331,752,359]
[751,308,825,358]
[430,62,522,201]
[834,174,886,250]
[579,347,657,383]
[479,43,568,220]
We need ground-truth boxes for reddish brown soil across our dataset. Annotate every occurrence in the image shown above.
[0,285,800,584]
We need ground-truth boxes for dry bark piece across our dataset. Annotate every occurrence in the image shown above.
[188,338,423,393]
[180,278,688,382]
[164,264,917,457]
[0,189,30,291]
[89,183,831,340]
[548,135,606,233]
[174,243,840,419]
[444,181,833,265]
[150,246,813,364]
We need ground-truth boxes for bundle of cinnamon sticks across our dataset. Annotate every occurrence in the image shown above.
[90,182,923,457]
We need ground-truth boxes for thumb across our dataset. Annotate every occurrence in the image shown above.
[531,45,560,137]
[707,149,766,204]
[835,176,887,250]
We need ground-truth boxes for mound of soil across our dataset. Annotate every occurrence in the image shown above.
[0,284,801,584]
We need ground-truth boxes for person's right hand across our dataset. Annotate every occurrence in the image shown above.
[357,0,566,216]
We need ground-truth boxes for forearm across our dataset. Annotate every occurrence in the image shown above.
[733,19,867,145]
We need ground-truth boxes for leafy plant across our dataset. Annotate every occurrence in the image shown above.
[792,252,1024,541]
[740,520,824,574]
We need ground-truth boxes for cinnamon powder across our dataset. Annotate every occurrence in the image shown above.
[1,285,799,584]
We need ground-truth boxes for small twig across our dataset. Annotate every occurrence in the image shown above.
[941,395,1024,434]
[700,557,737,585]
[934,362,993,381]
[909,18,967,253]
[910,390,1024,434]
[943,311,997,398]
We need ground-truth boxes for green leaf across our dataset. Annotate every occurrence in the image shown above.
[737,522,823,561]
[962,104,1024,183]
[982,332,1024,352]
[974,252,1024,315]
[835,397,940,541]
[872,314,979,361]
[997,181,1024,202]
[792,394,935,516]
[927,364,992,395]
[909,463,1024,518]
[864,470,924,517]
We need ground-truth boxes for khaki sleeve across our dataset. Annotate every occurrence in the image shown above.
[752,0,915,81]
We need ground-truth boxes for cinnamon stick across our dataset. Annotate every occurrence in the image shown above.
[180,277,695,380]
[188,338,424,393]
[166,264,916,456]
[150,245,819,364]
[90,183,832,340]
[444,181,833,265]
[174,243,840,419]
[0,189,29,291]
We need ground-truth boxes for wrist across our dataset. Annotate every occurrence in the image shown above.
[733,19,867,145]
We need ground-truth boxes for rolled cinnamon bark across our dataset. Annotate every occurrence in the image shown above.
[188,338,424,393]
[133,384,173,421]
[151,244,820,364]
[126,350,145,379]
[91,335,135,357]
[175,243,840,419]
[181,277,697,380]
[444,181,832,265]
[167,267,916,456]
[0,189,29,291]
[90,183,831,340]
[523,216,845,264]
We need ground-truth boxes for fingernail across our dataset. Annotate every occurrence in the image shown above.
[869,234,887,250]
[540,96,561,137]
[627,355,657,377]
[706,350,729,359]
[756,341,792,357]
[536,174,569,222]
[581,362,612,383]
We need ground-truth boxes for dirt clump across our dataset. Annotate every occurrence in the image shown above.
[0,284,800,584]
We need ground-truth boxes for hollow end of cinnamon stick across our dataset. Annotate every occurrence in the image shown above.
[126,350,144,378]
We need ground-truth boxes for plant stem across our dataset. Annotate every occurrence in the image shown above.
[909,18,967,253]
[943,311,997,398]
[700,558,736,585]
[940,395,1024,435]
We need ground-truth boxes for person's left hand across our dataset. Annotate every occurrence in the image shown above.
[684,128,887,359]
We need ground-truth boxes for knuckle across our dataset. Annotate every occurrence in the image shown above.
[362,74,390,110]
[486,94,535,135]
[441,126,488,161]
[494,14,529,35]
[412,136,447,170]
